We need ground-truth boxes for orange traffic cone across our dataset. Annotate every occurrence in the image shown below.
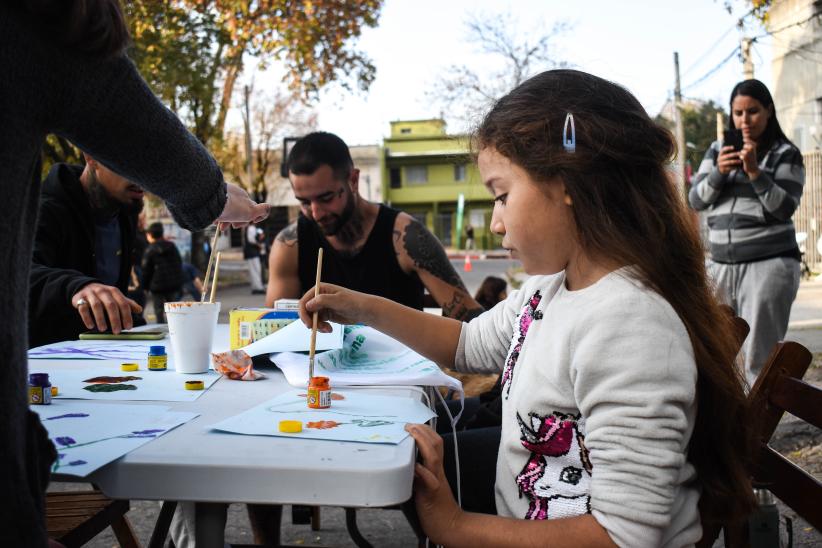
[463,253,472,272]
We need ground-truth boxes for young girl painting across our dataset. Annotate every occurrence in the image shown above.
[298,69,753,547]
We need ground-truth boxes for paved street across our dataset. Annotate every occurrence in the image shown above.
[52,258,822,547]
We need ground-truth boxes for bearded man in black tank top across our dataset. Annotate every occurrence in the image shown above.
[265,132,483,321]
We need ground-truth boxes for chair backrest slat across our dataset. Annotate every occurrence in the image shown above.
[769,375,822,429]
[748,342,813,443]
[754,446,822,531]
[698,337,821,547]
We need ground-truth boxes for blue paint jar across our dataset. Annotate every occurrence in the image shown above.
[28,373,52,405]
[148,345,167,371]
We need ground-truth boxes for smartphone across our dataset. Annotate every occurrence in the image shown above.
[79,329,166,340]
[723,129,744,152]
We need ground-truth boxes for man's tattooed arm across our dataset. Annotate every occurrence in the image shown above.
[402,220,485,321]
[441,292,485,321]
[403,221,468,290]
[275,222,298,248]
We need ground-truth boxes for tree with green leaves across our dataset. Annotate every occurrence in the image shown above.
[127,0,382,146]
[42,0,383,269]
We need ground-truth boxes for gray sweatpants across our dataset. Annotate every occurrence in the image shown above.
[708,257,800,387]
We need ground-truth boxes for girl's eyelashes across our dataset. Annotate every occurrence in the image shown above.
[494,193,508,205]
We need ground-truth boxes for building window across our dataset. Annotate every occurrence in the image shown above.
[390,168,401,188]
[410,212,427,226]
[436,212,452,246]
[400,128,412,134]
[406,165,428,184]
[454,164,466,182]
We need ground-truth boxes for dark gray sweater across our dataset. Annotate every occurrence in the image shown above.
[689,139,804,263]
[0,5,227,545]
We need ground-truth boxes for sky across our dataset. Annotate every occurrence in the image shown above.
[232,0,772,146]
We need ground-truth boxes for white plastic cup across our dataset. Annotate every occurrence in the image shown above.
[164,301,220,374]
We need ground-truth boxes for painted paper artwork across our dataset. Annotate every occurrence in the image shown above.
[28,340,165,361]
[31,400,197,477]
[272,325,463,394]
[210,389,435,444]
[28,325,231,361]
[29,364,220,402]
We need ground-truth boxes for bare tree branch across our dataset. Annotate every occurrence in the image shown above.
[427,12,571,127]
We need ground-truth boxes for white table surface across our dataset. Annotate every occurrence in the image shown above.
[40,325,421,508]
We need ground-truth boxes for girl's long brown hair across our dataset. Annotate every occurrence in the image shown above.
[476,69,755,522]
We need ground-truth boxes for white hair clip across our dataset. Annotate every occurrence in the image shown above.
[563,113,576,153]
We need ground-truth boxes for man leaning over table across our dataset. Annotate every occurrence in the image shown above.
[29,155,147,348]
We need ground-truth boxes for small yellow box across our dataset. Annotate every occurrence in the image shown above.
[229,308,299,349]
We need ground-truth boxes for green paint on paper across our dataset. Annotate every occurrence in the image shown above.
[83,383,138,393]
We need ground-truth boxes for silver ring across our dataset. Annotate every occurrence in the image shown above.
[75,298,88,307]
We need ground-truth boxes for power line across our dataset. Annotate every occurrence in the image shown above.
[753,10,822,39]
[681,46,740,93]
[682,24,737,77]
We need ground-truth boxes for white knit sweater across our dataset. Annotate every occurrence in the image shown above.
[455,270,702,547]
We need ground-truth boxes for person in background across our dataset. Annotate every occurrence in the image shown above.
[474,275,507,310]
[142,222,185,323]
[299,69,755,546]
[29,154,146,347]
[128,212,149,310]
[1,1,269,543]
[182,262,204,301]
[689,79,805,386]
[245,224,266,295]
[465,223,476,250]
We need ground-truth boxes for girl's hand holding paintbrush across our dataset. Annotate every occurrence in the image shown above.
[298,283,378,332]
[298,282,462,369]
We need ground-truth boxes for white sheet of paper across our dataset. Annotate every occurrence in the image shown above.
[210,389,435,444]
[28,363,221,402]
[241,319,343,356]
[271,325,463,394]
[31,400,197,477]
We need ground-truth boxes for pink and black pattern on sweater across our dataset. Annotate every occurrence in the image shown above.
[515,411,592,520]
[502,290,543,397]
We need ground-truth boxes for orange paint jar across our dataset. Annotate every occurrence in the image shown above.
[307,376,331,409]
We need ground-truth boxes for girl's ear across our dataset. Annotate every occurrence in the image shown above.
[564,193,573,206]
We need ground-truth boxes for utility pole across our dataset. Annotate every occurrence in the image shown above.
[673,52,687,191]
[243,84,254,200]
[741,37,754,79]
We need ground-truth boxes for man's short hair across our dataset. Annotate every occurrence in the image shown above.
[148,222,164,239]
[287,132,353,182]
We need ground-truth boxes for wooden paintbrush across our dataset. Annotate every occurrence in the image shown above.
[209,252,222,303]
[308,247,324,381]
[201,223,222,303]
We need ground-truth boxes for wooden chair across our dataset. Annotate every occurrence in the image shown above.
[698,340,821,546]
[46,487,140,548]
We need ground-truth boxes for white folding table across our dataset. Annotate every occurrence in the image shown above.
[39,326,423,547]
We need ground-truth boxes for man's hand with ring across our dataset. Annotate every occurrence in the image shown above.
[71,283,142,334]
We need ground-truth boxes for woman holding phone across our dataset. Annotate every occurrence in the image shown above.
[689,79,805,386]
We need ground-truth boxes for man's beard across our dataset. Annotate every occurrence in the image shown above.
[87,169,144,216]
[318,191,362,244]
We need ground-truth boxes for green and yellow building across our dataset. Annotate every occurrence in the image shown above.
[382,119,498,250]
